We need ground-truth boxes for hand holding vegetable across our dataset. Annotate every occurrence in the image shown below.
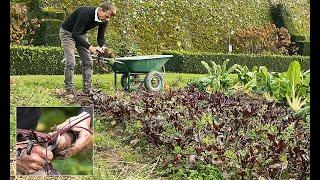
[50,112,93,157]
[16,144,53,175]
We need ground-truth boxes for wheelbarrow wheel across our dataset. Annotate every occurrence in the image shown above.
[121,74,140,91]
[144,71,164,91]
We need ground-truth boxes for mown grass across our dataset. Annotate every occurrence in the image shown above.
[10,73,203,179]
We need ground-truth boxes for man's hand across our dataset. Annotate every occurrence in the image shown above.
[100,47,115,58]
[89,45,104,54]
[16,144,53,175]
[50,112,93,157]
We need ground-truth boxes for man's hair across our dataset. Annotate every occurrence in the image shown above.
[99,1,116,15]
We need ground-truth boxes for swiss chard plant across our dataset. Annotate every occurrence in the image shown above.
[284,61,309,112]
[252,61,310,111]
[189,59,236,95]
[189,59,310,112]
[220,60,310,112]
[230,64,258,93]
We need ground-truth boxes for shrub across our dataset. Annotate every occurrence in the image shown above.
[22,0,43,18]
[10,45,108,75]
[10,45,64,75]
[10,3,42,45]
[291,34,306,42]
[162,50,310,74]
[231,23,296,55]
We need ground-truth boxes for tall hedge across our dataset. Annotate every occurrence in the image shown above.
[269,2,310,56]
[162,50,310,74]
[10,45,109,75]
[83,0,309,54]
[96,0,273,54]
[15,0,309,54]
[33,19,62,47]
[272,1,309,41]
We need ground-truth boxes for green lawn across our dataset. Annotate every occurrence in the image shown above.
[10,73,203,179]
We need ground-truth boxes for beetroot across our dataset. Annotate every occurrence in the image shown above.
[53,131,76,155]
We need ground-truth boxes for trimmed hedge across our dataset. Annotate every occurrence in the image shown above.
[296,41,310,56]
[10,45,109,75]
[269,2,309,41]
[270,3,299,36]
[41,7,66,21]
[10,46,310,75]
[291,35,306,42]
[162,50,310,74]
[12,0,66,20]
[270,3,310,56]
[33,19,62,47]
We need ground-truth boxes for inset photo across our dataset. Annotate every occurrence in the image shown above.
[15,106,93,176]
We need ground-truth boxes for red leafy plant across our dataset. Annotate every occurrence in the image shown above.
[70,88,309,179]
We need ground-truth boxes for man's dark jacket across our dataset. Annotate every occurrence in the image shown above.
[61,6,107,49]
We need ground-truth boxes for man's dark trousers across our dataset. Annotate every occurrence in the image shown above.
[59,27,93,92]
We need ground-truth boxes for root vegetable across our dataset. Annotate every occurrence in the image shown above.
[98,48,115,58]
[52,131,76,155]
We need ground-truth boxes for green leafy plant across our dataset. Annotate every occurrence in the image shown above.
[284,61,309,112]
[189,59,310,112]
[190,59,235,95]
[230,64,258,92]
[33,19,62,46]
[231,60,309,112]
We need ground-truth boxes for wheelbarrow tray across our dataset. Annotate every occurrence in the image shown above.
[111,55,173,73]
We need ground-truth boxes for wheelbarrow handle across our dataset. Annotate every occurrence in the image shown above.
[75,54,123,64]
[75,54,129,72]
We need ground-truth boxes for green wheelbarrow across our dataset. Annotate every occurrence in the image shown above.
[90,54,173,91]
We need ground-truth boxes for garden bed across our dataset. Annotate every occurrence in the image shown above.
[57,87,309,179]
